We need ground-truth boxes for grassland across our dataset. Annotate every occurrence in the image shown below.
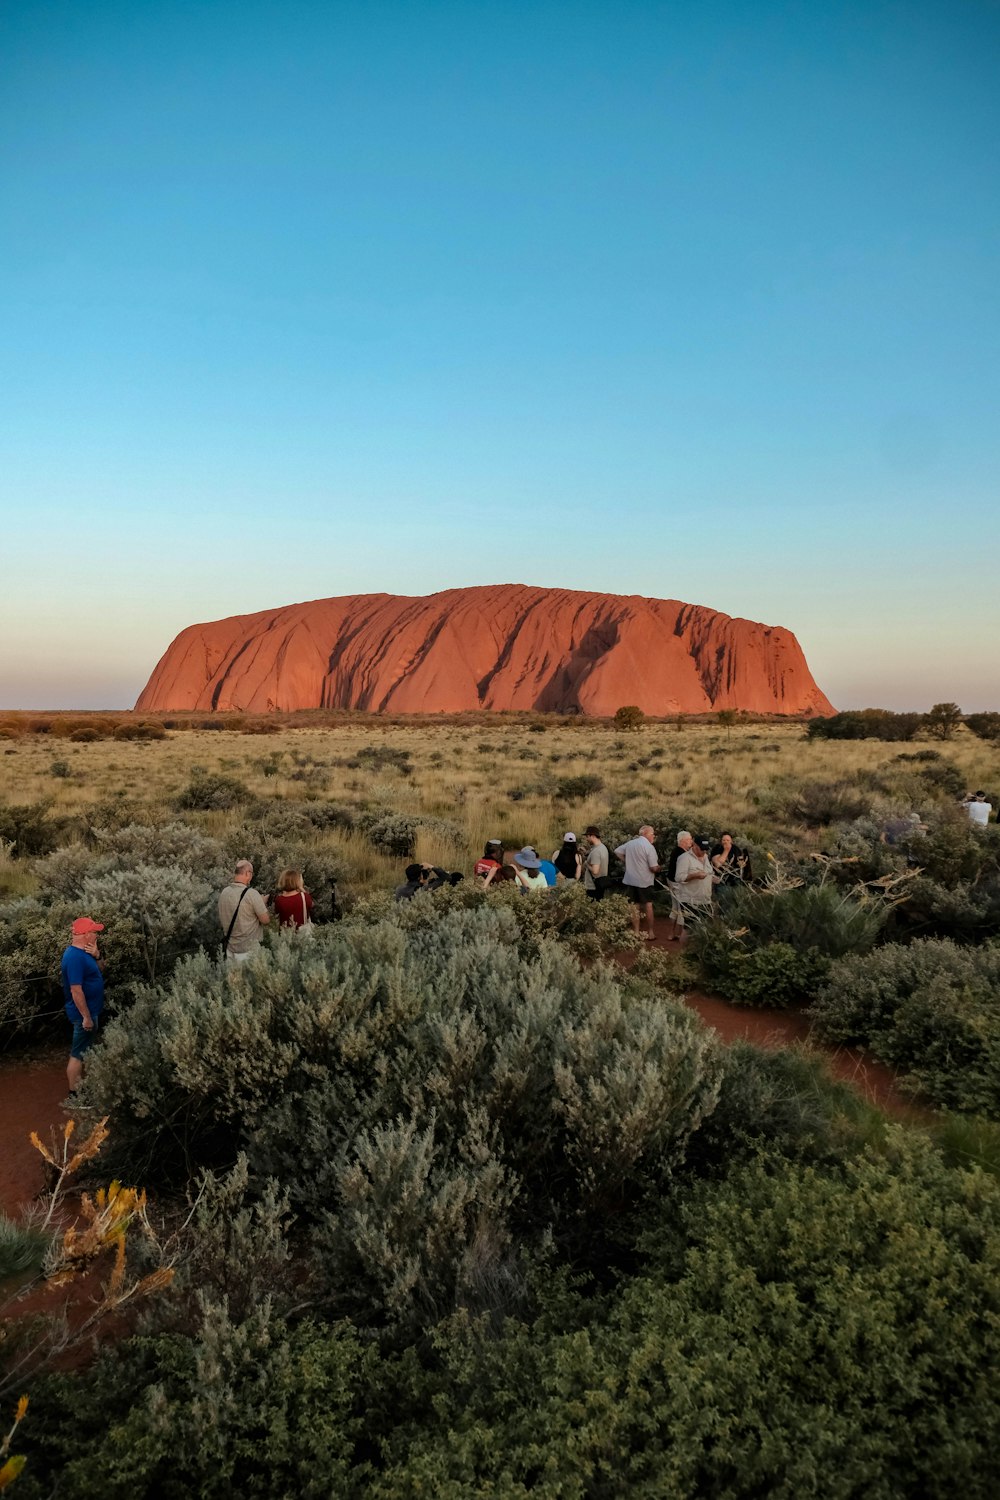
[2,714,998,900]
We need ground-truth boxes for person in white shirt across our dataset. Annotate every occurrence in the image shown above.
[963,791,993,828]
[614,826,660,940]
[673,837,718,938]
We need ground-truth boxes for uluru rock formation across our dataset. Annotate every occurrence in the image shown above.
[135,585,834,717]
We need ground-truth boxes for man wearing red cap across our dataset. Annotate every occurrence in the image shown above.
[61,916,106,1103]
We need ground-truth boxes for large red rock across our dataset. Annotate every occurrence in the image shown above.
[135,585,834,717]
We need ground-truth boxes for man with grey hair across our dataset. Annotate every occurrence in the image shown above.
[218,859,270,963]
[665,831,693,941]
[614,825,660,940]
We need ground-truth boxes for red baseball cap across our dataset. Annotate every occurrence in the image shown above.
[71,917,105,936]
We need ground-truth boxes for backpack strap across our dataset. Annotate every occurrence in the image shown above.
[222,886,250,955]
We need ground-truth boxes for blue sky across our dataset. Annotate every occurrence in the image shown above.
[1,0,997,710]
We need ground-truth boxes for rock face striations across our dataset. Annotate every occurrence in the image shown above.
[135,585,834,717]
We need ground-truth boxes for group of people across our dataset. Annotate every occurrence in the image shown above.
[465,829,612,898]
[60,826,752,1103]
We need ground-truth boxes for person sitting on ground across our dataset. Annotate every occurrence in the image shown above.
[219,859,270,964]
[273,868,315,929]
[614,825,660,940]
[674,835,718,937]
[473,839,505,888]
[963,790,993,828]
[394,863,460,901]
[582,826,610,901]
[552,832,583,883]
[512,848,550,893]
[61,916,105,1107]
[665,831,693,940]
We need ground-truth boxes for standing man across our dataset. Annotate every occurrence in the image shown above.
[665,831,693,940]
[582,826,610,900]
[61,916,105,1104]
[614,825,660,940]
[218,859,270,963]
[674,836,717,938]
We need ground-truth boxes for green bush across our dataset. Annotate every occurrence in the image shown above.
[965,711,1000,743]
[811,939,1000,1115]
[174,771,251,812]
[374,1138,1000,1498]
[720,880,886,959]
[806,709,922,741]
[694,925,829,1007]
[85,905,721,1326]
[0,801,60,858]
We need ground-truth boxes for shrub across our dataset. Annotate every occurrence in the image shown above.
[811,939,1000,1115]
[174,771,251,812]
[966,711,1000,742]
[0,801,59,858]
[694,925,830,1007]
[791,779,872,826]
[360,812,418,857]
[86,906,721,1326]
[555,774,604,800]
[806,709,922,741]
[79,864,215,982]
[721,880,886,959]
[373,1139,1000,1498]
[613,705,644,730]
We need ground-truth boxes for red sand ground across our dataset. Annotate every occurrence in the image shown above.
[0,1046,69,1215]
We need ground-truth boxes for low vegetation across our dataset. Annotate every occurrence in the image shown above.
[1,712,998,1493]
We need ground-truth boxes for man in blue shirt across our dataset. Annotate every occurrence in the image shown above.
[61,916,105,1103]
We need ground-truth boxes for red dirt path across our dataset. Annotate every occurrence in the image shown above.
[0,1047,68,1216]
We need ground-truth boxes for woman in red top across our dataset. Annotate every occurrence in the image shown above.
[273,868,315,929]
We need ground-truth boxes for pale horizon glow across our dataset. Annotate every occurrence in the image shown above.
[1,1,998,714]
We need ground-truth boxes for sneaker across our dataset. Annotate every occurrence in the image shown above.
[59,1094,94,1112]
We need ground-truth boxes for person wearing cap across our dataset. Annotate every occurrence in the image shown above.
[512,848,550,893]
[218,860,270,963]
[61,917,106,1103]
[551,833,583,883]
[614,826,661,939]
[582,826,610,900]
[473,840,505,889]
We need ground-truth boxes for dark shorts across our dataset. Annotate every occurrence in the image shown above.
[624,884,654,906]
[70,1017,98,1060]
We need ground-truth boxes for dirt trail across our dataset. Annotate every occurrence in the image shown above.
[625,929,930,1122]
[0,1047,68,1216]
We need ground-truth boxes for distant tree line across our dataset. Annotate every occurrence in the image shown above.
[807,703,998,743]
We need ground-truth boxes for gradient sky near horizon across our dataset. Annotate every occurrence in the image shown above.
[1,0,998,712]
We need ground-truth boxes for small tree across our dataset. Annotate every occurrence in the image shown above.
[614,706,645,731]
[924,703,962,741]
[717,709,737,742]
